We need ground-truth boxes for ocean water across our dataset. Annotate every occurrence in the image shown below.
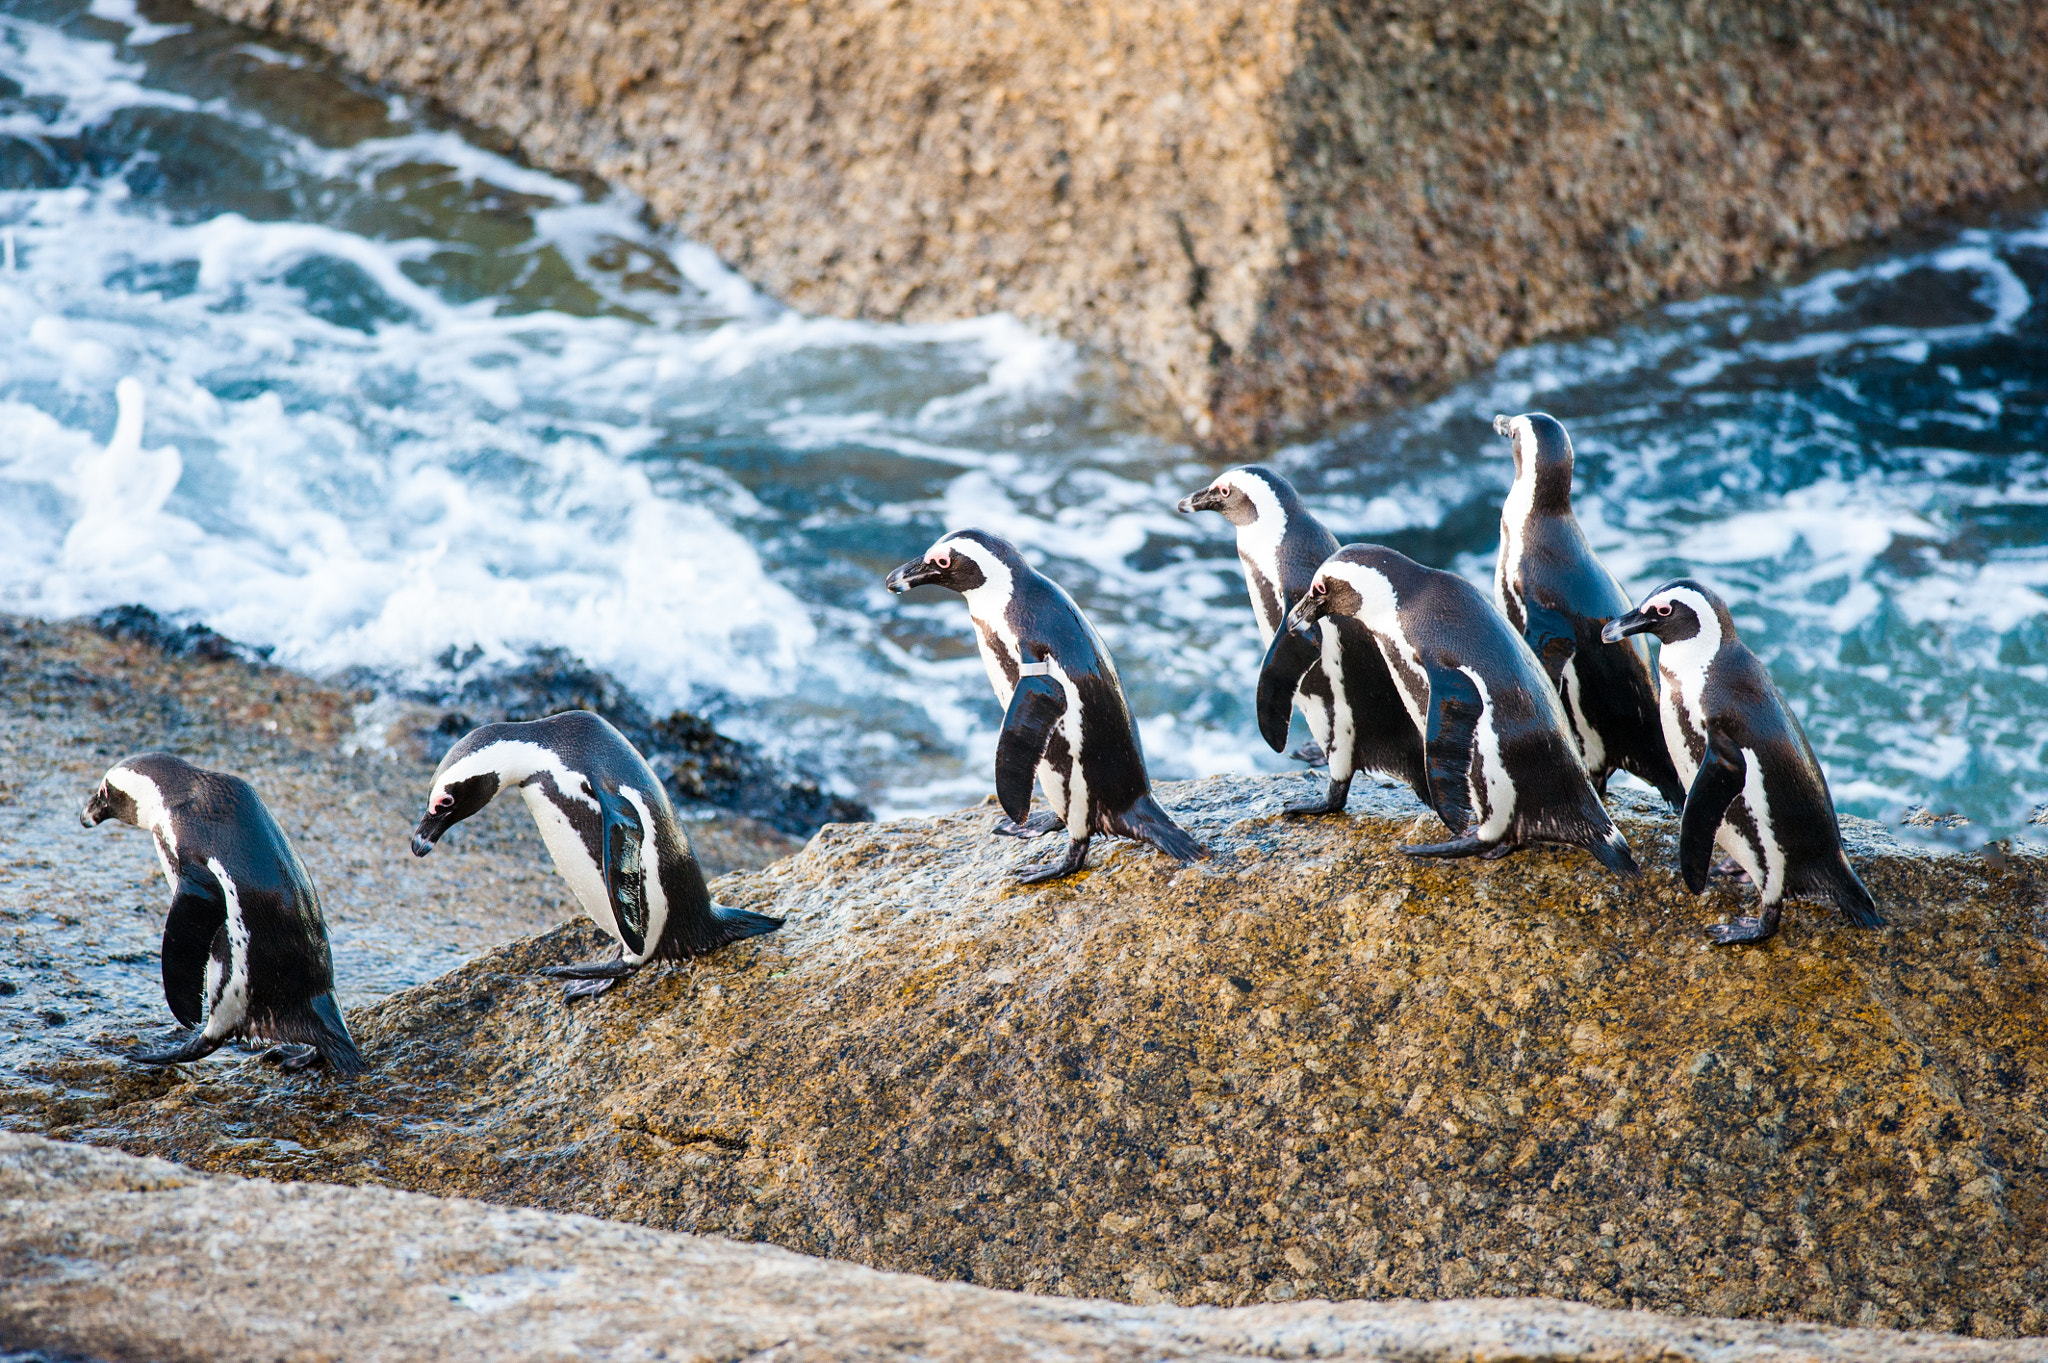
[0,0,2042,842]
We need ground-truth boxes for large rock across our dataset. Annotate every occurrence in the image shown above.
[186,0,2048,444]
[43,775,2048,1337]
[5,1132,2045,1363]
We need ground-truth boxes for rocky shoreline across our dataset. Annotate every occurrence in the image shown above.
[176,0,2048,445]
[4,616,2047,1344]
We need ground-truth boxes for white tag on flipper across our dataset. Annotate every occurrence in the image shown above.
[1016,660,1052,678]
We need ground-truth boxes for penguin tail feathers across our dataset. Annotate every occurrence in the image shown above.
[706,904,785,950]
[280,993,367,1075]
[1115,795,1211,865]
[1589,824,1640,878]
[1807,859,1883,929]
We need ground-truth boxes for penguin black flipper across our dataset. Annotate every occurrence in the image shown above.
[1520,595,1578,688]
[1679,727,1747,895]
[161,867,227,1029]
[995,672,1067,824]
[1420,662,1484,836]
[594,787,648,958]
[1256,624,1320,753]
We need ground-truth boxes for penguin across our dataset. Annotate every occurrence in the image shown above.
[1491,412,1685,808]
[1177,465,1341,766]
[1603,580,1881,943]
[80,754,365,1073]
[1270,544,1638,874]
[410,710,783,998]
[884,528,1209,882]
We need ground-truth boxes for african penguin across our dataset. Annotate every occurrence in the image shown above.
[411,710,783,998]
[1492,412,1685,808]
[1604,580,1881,943]
[1177,465,1343,766]
[80,754,364,1073]
[1277,544,1638,874]
[885,528,1209,882]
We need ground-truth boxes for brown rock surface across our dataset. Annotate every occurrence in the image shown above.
[180,0,2048,444]
[36,768,2048,1337]
[7,1132,2047,1363]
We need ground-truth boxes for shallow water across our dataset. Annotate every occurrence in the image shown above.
[0,0,2041,841]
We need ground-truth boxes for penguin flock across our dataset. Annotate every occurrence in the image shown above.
[76,411,1878,1076]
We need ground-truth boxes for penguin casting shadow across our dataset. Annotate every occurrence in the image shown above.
[885,528,1209,883]
[411,711,783,999]
[1606,579,1881,944]
[81,753,365,1074]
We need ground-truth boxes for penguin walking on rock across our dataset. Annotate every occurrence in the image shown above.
[1604,580,1881,943]
[1270,544,1638,874]
[81,754,365,1073]
[411,711,783,998]
[1492,413,1685,807]
[885,528,1209,882]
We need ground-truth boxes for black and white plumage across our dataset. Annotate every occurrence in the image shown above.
[1492,413,1685,808]
[411,711,783,998]
[1272,544,1638,874]
[1178,465,1426,816]
[1604,580,1881,944]
[884,528,1208,882]
[80,754,364,1073]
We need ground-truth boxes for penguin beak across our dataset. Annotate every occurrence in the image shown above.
[1177,486,1226,514]
[410,814,448,858]
[1492,413,1513,438]
[1284,592,1327,641]
[1601,609,1651,644]
[885,559,944,594]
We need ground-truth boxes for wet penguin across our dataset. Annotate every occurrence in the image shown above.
[884,528,1209,882]
[411,711,783,998]
[1604,580,1881,943]
[1492,412,1685,807]
[80,754,364,1073]
[1272,544,1638,874]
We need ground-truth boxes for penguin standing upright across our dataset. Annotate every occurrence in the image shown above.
[1271,544,1638,874]
[1604,580,1882,943]
[885,528,1209,882]
[81,754,365,1073]
[1492,412,1685,807]
[411,710,783,998]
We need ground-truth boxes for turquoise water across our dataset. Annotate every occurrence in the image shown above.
[0,0,2041,843]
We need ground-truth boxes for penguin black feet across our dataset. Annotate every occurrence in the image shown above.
[1282,776,1351,818]
[111,1027,224,1067]
[1017,836,1090,884]
[1287,741,1328,767]
[259,1042,322,1071]
[1397,833,1496,859]
[993,811,1065,840]
[1708,901,1783,945]
[537,955,638,1001]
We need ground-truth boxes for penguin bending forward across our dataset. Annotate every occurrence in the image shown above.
[885,529,1209,882]
[1492,413,1684,807]
[411,711,783,998]
[81,754,365,1073]
[1604,580,1881,944]
[1271,545,1638,874]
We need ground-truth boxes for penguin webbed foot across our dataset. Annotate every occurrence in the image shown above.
[1017,837,1090,884]
[112,1027,223,1067]
[559,975,622,1000]
[1481,839,1523,861]
[1282,776,1350,818]
[259,1042,322,1071]
[1711,857,1750,883]
[1707,904,1782,945]
[1286,741,1328,767]
[992,811,1064,840]
[1398,833,1494,859]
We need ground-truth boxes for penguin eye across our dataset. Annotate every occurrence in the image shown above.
[1654,602,1673,617]
[929,551,951,569]
[1312,580,1326,594]
[433,793,453,812]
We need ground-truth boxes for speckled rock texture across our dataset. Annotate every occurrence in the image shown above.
[179,0,2048,445]
[7,1134,2048,1363]
[43,770,2048,1338]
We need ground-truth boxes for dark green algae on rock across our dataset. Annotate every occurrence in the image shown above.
[43,773,2048,1338]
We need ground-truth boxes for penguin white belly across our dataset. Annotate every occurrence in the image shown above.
[1320,625,1357,782]
[1562,662,1607,774]
[1300,684,1334,755]
[1462,668,1518,841]
[1728,751,1785,902]
[521,784,618,941]
[616,785,667,965]
[201,858,251,1041]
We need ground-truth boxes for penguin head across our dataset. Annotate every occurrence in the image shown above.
[1494,412,1575,510]
[1176,465,1296,528]
[884,529,1023,597]
[81,752,193,830]
[1601,578,1727,648]
[412,732,508,856]
[1284,544,1413,638]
